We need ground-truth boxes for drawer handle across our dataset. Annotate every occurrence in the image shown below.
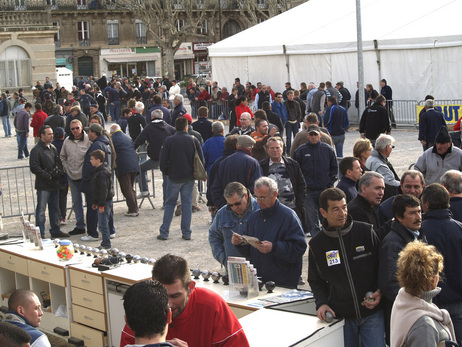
[81,279,90,284]
[41,271,50,275]
[83,298,92,302]
[7,261,15,265]
[84,315,93,321]
[82,335,91,340]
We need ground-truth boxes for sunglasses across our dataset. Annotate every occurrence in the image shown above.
[71,127,80,130]
[227,198,243,208]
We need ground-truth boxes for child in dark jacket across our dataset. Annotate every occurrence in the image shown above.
[90,149,114,249]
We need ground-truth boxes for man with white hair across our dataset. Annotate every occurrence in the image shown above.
[134,109,175,201]
[127,101,147,142]
[231,177,307,288]
[228,112,254,136]
[440,169,462,222]
[366,134,400,201]
[110,124,140,216]
[171,94,187,125]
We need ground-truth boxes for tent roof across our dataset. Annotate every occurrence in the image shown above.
[208,0,462,57]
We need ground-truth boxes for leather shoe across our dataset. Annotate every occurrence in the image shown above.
[157,235,168,241]
[69,228,86,235]
[51,231,70,239]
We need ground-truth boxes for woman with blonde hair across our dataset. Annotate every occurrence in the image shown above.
[353,138,373,173]
[391,240,456,346]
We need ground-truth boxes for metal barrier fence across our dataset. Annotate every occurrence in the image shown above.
[187,98,462,127]
[0,165,158,219]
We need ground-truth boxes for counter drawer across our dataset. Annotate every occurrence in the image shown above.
[70,322,105,347]
[0,253,28,276]
[28,261,64,286]
[71,287,105,313]
[72,304,107,331]
[70,269,103,294]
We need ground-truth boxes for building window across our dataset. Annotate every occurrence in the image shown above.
[0,46,31,88]
[53,21,60,48]
[78,21,90,46]
[135,20,147,44]
[257,0,266,8]
[223,20,242,39]
[197,19,207,34]
[14,0,26,10]
[47,0,58,9]
[107,20,119,45]
[77,0,87,10]
[177,19,184,31]
[105,0,116,9]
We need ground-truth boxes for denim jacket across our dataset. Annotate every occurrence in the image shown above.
[209,196,260,269]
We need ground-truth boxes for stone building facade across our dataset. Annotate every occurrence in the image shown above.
[0,0,303,88]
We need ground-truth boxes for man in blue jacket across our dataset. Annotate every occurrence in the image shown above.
[294,124,338,236]
[110,124,140,217]
[158,117,203,241]
[323,96,349,158]
[209,182,259,269]
[231,177,306,288]
[211,135,262,209]
[418,99,446,151]
[271,93,287,136]
[421,183,462,345]
[3,289,51,347]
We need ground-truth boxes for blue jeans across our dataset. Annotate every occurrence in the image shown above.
[109,101,120,122]
[2,116,11,136]
[440,302,462,346]
[343,310,386,347]
[331,133,346,158]
[35,189,61,238]
[304,189,322,236]
[68,179,85,229]
[285,121,300,156]
[159,178,194,238]
[98,200,113,249]
[84,192,115,238]
[17,131,29,159]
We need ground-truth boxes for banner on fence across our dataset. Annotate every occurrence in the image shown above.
[416,104,462,124]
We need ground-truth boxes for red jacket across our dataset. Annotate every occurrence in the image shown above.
[235,104,254,126]
[30,110,48,137]
[197,90,211,101]
[120,287,249,347]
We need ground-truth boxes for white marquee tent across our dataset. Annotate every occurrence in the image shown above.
[208,0,462,101]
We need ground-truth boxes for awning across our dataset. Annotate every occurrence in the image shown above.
[105,56,157,63]
[174,54,194,60]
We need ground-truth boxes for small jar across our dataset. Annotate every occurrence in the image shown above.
[57,240,74,261]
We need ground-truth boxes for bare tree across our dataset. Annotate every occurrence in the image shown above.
[121,0,218,79]
[236,0,290,28]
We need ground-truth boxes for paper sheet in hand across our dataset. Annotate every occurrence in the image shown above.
[233,231,262,248]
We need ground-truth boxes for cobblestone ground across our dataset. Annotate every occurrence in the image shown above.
[0,120,423,346]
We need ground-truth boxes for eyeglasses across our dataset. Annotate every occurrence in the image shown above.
[226,198,243,208]
[388,145,395,149]
[71,127,80,130]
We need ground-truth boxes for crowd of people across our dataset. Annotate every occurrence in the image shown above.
[1,74,462,347]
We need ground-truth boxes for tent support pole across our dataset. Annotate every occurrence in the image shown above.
[374,39,382,81]
[283,44,290,83]
[356,0,366,117]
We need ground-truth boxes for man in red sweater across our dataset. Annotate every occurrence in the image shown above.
[120,254,249,347]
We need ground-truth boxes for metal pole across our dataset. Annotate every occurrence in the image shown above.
[356,0,365,117]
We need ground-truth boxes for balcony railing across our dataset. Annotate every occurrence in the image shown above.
[0,10,53,29]
[55,40,61,47]
[108,37,119,45]
[79,39,90,46]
